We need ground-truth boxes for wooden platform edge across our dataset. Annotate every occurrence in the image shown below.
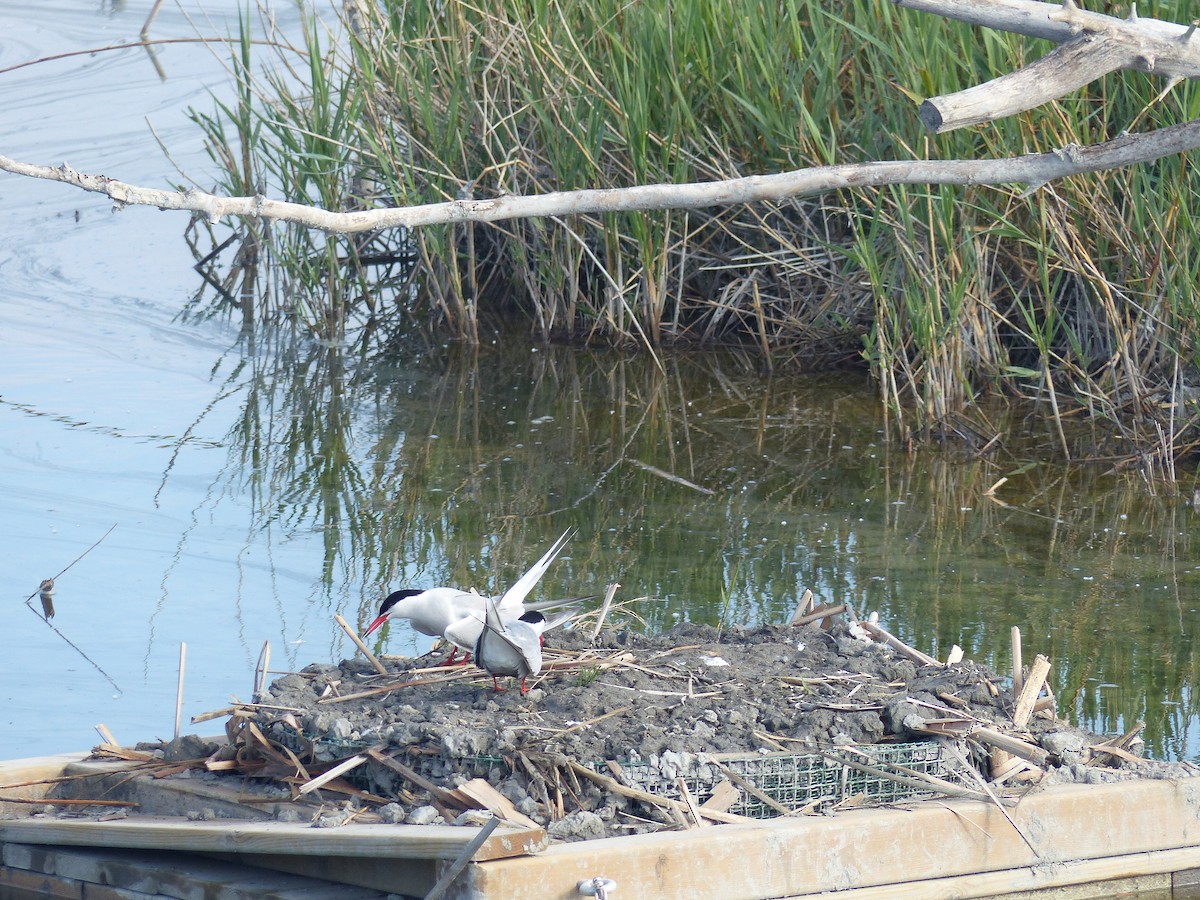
[468,778,1200,899]
[0,815,546,862]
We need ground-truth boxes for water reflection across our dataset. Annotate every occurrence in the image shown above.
[192,325,1200,758]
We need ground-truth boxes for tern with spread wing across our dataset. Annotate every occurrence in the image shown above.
[362,529,574,663]
[473,599,550,694]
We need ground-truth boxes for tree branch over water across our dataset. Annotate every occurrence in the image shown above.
[4,119,1200,233]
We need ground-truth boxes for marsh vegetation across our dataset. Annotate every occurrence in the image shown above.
[185,0,1200,477]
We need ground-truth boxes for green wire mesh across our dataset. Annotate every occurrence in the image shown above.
[612,741,971,818]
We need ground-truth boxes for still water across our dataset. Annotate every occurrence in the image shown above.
[2,1,1200,764]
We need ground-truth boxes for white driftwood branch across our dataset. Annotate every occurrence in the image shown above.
[4,119,1200,234]
[894,0,1200,132]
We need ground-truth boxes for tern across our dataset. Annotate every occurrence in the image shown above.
[473,599,551,694]
[362,529,574,662]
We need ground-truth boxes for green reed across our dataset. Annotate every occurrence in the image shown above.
[188,0,1200,474]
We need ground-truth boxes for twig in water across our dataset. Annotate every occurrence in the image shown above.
[23,523,118,617]
[626,459,715,495]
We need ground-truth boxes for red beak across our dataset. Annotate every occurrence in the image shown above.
[363,614,389,637]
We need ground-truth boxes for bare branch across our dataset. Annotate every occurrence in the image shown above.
[896,0,1200,131]
[5,120,1200,234]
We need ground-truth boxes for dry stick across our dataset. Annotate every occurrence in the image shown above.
[675,778,708,828]
[787,588,816,624]
[971,727,1051,768]
[140,0,165,38]
[713,763,793,817]
[790,603,847,628]
[0,796,138,807]
[367,749,471,809]
[1011,627,1024,696]
[942,741,1041,858]
[9,122,1200,232]
[563,759,752,825]
[174,642,187,741]
[1011,654,1052,730]
[423,816,501,900]
[22,524,122,692]
[858,621,941,667]
[589,582,621,641]
[297,754,369,796]
[813,749,1002,806]
[95,723,118,746]
[320,676,463,704]
[254,640,271,698]
[334,614,388,675]
[627,459,715,495]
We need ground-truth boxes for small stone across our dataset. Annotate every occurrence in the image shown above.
[378,803,407,824]
[406,805,444,825]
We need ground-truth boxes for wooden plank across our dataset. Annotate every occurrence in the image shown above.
[467,780,1200,900]
[454,779,541,829]
[0,815,546,862]
[3,841,391,899]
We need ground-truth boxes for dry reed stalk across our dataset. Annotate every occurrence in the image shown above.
[1012,654,1052,729]
[858,621,941,667]
[1011,627,1024,696]
[558,758,752,825]
[589,582,621,640]
[334,614,388,675]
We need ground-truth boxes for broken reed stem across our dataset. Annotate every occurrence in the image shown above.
[713,762,794,816]
[1011,626,1024,695]
[335,614,388,675]
[1012,654,1051,729]
[590,582,621,641]
[815,749,1007,806]
[255,640,271,698]
[297,753,368,795]
[175,642,187,741]
[858,621,941,667]
[94,723,118,746]
[971,726,1051,767]
[789,603,847,628]
[562,759,752,825]
[788,588,815,624]
[0,796,139,807]
[675,777,708,827]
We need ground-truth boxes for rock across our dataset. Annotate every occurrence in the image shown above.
[160,734,219,763]
[548,810,608,842]
[1040,731,1086,758]
[406,805,444,825]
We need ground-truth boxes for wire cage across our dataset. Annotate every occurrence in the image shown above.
[612,741,972,818]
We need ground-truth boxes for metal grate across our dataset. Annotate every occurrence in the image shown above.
[613,741,971,818]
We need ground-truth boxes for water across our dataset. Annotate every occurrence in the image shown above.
[2,0,1200,766]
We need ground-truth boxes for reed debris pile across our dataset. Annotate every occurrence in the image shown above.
[133,609,1191,841]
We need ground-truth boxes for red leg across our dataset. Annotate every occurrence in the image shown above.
[442,647,459,666]
[519,676,529,695]
[492,675,505,693]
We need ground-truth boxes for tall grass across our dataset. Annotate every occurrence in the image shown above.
[188,0,1200,476]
